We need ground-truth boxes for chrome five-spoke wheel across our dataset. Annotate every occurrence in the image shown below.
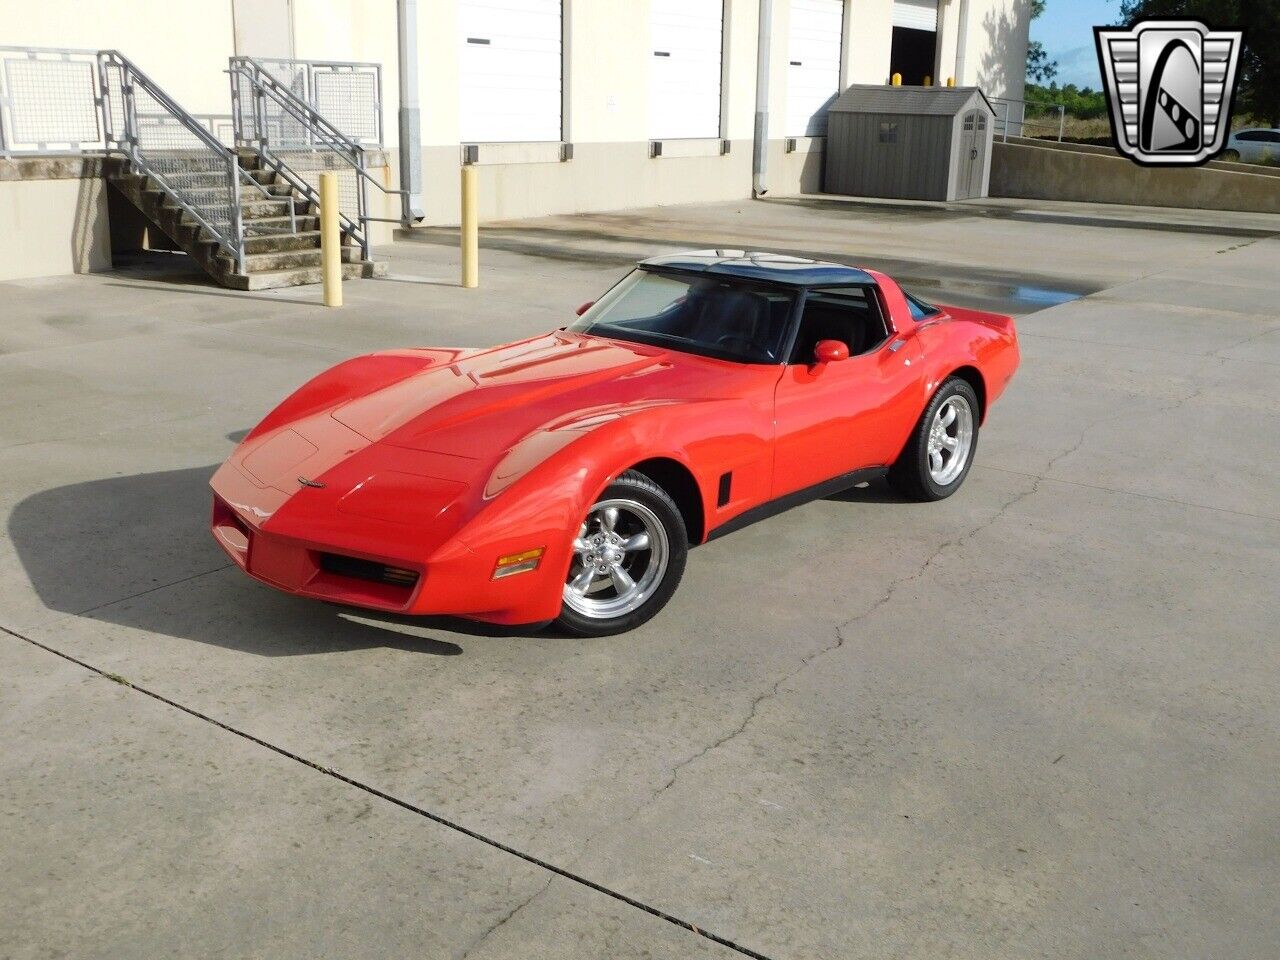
[555,471,688,637]
[927,395,974,486]
[888,377,980,502]
[563,498,669,620]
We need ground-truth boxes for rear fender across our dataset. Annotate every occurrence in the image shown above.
[918,305,1019,421]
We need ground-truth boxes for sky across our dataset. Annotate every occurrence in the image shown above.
[1030,0,1122,89]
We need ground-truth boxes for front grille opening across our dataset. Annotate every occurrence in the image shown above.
[319,553,420,590]
[212,496,250,541]
[224,509,249,538]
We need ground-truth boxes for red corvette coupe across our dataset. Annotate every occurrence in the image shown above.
[211,251,1019,635]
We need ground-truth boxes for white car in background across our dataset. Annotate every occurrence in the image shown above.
[1223,128,1280,164]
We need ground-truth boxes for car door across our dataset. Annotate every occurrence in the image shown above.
[771,286,924,498]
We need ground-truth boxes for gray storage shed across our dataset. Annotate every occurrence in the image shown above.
[824,85,996,201]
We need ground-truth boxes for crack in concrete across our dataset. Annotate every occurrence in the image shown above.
[1213,323,1279,360]
[636,379,1214,805]
[979,467,1280,523]
[458,877,554,960]
[645,472,1041,804]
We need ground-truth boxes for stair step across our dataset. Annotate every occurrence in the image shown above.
[225,259,388,291]
[245,215,320,234]
[147,185,299,218]
[142,155,233,175]
[244,230,322,254]
[240,196,302,218]
[164,173,296,198]
[108,151,375,291]
[225,247,363,273]
[195,230,323,255]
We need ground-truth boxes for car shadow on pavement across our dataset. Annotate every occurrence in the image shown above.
[7,465,549,657]
[822,479,910,504]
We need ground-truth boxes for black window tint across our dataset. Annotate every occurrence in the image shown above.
[789,287,889,363]
[1237,131,1264,141]
[569,270,796,363]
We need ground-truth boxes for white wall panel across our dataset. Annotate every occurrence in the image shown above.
[459,0,562,143]
[786,0,844,136]
[649,0,724,139]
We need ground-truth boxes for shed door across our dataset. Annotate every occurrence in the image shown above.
[786,0,844,137]
[959,109,988,199]
[650,0,724,139]
[459,0,562,143]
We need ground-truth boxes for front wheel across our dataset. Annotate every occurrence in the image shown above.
[1222,149,1241,162]
[888,377,980,501]
[555,471,688,637]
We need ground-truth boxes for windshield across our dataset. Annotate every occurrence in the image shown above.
[568,269,797,364]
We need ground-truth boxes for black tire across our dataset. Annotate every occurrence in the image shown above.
[888,377,981,502]
[555,471,688,637]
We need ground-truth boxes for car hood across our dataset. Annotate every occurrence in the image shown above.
[329,332,750,457]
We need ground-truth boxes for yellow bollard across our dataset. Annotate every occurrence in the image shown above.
[319,171,342,308]
[460,166,478,289]
[891,72,902,86]
[923,75,932,87]
[946,76,956,87]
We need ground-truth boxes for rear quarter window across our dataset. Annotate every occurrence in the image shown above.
[905,293,941,320]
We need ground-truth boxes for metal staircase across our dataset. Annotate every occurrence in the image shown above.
[0,47,397,290]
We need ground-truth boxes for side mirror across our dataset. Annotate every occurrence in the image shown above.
[575,301,595,317]
[813,340,850,364]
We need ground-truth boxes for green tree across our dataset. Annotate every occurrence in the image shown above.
[1026,0,1059,83]
[1118,0,1280,126]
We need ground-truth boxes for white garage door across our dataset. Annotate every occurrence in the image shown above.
[786,0,844,137]
[650,0,724,139]
[459,0,562,143]
[892,0,938,31]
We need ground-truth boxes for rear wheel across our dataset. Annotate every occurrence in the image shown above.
[555,471,687,637]
[888,377,980,501]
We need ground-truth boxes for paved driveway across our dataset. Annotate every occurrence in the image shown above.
[2,198,1278,959]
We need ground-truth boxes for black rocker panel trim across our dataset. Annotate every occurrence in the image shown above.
[704,467,888,543]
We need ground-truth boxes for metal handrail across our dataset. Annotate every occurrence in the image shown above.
[236,56,384,146]
[100,52,247,265]
[0,46,296,274]
[230,57,410,260]
[990,96,1067,142]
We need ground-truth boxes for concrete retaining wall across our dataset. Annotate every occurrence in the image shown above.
[991,138,1280,214]
[0,159,112,282]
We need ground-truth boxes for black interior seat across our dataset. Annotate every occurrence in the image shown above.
[789,289,888,363]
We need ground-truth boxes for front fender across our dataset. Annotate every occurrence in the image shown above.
[446,392,773,582]
[245,349,461,442]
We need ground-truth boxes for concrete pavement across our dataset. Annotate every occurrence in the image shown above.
[2,198,1278,959]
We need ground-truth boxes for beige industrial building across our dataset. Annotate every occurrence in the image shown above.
[0,0,1031,282]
